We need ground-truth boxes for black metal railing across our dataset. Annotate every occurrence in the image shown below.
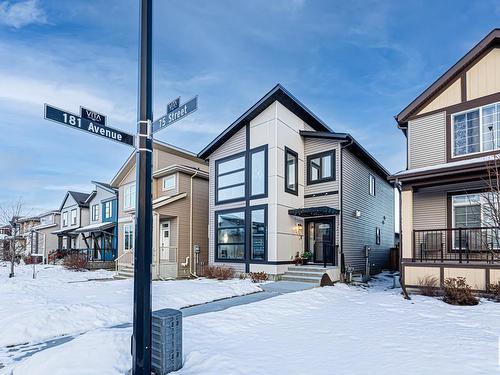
[49,248,116,264]
[413,227,500,263]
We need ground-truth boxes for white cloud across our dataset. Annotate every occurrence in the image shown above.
[0,0,47,28]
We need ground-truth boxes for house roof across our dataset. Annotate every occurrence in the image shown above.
[299,131,391,181]
[198,84,333,159]
[59,191,91,211]
[395,28,500,127]
[92,181,117,193]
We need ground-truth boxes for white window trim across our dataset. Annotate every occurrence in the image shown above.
[451,193,484,228]
[123,183,136,210]
[451,101,500,158]
[104,201,112,219]
[162,174,176,191]
[369,174,376,196]
[70,209,77,226]
[62,211,68,227]
[123,224,134,251]
[91,204,100,221]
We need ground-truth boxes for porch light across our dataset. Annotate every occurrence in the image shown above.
[295,223,303,239]
[355,210,361,218]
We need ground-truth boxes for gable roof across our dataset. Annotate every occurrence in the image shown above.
[59,191,91,211]
[300,131,391,181]
[395,28,500,127]
[198,84,333,159]
[91,181,118,194]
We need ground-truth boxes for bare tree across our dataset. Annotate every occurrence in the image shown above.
[0,199,29,278]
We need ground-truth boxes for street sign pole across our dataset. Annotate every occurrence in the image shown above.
[132,0,153,373]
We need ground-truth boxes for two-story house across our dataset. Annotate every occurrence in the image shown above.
[390,29,500,291]
[32,210,60,262]
[73,181,118,264]
[111,140,209,279]
[199,84,394,282]
[53,191,91,253]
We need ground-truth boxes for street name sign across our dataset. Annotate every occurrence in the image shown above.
[152,96,198,133]
[44,104,135,147]
[81,106,106,126]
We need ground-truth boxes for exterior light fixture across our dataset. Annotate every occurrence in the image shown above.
[355,210,361,218]
[295,223,303,239]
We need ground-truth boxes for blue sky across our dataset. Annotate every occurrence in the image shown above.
[0,0,498,213]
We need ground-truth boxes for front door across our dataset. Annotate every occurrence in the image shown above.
[306,218,335,265]
[160,221,171,251]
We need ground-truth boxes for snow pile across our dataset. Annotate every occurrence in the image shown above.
[11,274,500,374]
[0,264,261,348]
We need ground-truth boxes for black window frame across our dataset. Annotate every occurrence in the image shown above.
[249,145,268,200]
[306,150,335,185]
[369,174,376,196]
[214,204,268,263]
[284,146,299,195]
[215,151,246,205]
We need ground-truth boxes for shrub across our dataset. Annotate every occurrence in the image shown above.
[442,277,479,306]
[417,276,439,297]
[487,281,500,302]
[204,266,235,280]
[63,254,88,271]
[249,271,268,283]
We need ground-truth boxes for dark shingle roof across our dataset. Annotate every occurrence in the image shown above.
[68,191,91,207]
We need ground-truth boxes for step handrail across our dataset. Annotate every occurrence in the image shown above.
[115,249,133,273]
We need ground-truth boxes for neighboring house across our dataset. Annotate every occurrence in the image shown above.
[71,181,118,262]
[389,29,500,291]
[0,225,11,259]
[16,215,41,257]
[198,84,394,281]
[32,210,60,262]
[111,140,209,279]
[53,191,91,252]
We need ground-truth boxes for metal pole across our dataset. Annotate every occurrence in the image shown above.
[132,0,153,374]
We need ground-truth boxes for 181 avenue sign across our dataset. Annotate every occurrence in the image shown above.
[44,104,135,146]
[153,96,197,133]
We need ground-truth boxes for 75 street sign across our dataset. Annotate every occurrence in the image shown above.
[153,96,197,133]
[44,104,135,146]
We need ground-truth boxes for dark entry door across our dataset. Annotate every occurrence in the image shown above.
[306,218,335,265]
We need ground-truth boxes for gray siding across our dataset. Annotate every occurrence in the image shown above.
[303,138,340,197]
[408,111,446,169]
[342,149,395,274]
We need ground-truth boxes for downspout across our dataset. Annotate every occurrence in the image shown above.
[189,170,199,277]
[340,136,354,280]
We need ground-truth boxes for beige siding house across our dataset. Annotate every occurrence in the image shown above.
[199,85,394,281]
[390,29,500,291]
[111,140,208,279]
[32,210,60,262]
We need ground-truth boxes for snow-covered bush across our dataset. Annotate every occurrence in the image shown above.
[487,281,500,302]
[442,277,478,306]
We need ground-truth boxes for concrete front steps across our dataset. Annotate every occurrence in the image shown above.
[114,265,134,280]
[281,265,337,284]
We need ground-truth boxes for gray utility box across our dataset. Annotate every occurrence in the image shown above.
[152,308,183,374]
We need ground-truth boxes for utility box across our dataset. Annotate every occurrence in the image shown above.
[152,308,183,374]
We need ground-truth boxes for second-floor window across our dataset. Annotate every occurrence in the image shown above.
[70,209,77,225]
[285,147,298,195]
[40,215,53,225]
[250,146,267,198]
[216,153,245,203]
[453,102,500,157]
[124,183,136,210]
[163,175,176,191]
[62,212,68,227]
[307,150,335,184]
[369,174,376,196]
[91,204,100,221]
[104,201,112,219]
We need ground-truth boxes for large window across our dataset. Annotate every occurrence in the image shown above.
[452,194,482,228]
[307,150,335,184]
[70,209,77,226]
[91,204,100,221]
[62,212,68,227]
[123,183,136,210]
[124,224,134,251]
[215,206,267,262]
[216,210,245,260]
[285,147,298,195]
[452,102,500,157]
[216,153,245,203]
[40,215,53,226]
[250,146,267,198]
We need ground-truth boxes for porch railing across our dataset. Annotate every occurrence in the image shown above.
[115,249,133,273]
[413,227,500,263]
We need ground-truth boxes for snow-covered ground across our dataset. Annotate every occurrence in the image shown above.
[0,263,261,371]
[7,272,500,375]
